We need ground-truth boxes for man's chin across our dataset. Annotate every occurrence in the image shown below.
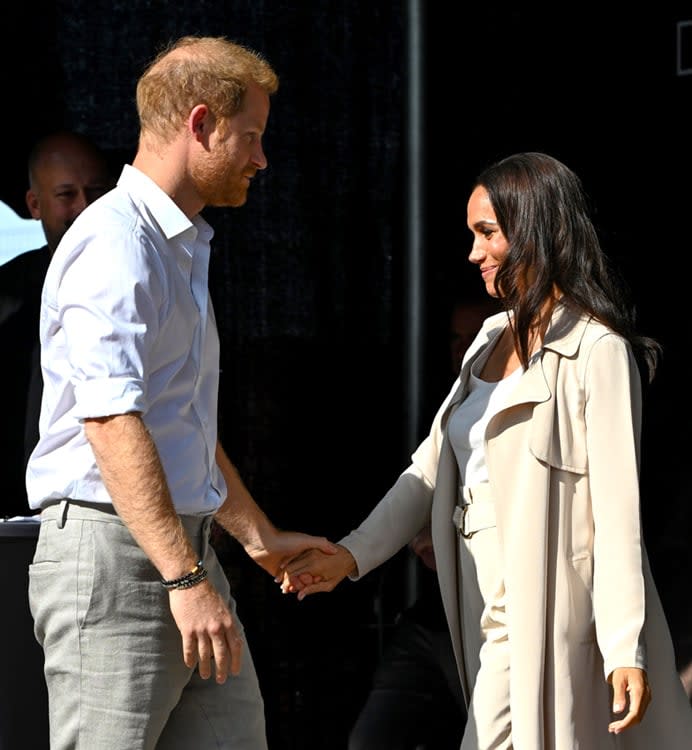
[216,190,248,209]
[209,198,247,210]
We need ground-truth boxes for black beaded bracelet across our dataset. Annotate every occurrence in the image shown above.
[161,560,208,590]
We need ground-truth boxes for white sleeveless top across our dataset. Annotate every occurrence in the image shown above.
[448,347,524,486]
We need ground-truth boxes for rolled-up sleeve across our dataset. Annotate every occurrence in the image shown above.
[55,224,162,421]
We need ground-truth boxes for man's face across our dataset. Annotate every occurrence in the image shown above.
[26,146,112,253]
[191,82,271,209]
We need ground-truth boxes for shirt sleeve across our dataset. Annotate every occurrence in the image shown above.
[54,221,165,420]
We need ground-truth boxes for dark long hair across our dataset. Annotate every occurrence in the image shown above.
[475,152,660,382]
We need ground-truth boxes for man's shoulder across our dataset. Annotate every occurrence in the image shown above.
[0,245,49,294]
[74,181,160,240]
[0,245,49,274]
[0,246,48,326]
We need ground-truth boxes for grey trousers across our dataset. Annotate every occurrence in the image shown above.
[29,500,268,750]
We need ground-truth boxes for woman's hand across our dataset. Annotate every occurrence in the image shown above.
[607,667,652,735]
[276,544,357,600]
[244,528,339,578]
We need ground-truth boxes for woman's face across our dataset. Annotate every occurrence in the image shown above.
[466,185,509,298]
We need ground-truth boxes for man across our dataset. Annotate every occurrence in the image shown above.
[27,36,335,749]
[0,130,113,517]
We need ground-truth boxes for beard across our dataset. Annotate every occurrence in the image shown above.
[190,153,250,209]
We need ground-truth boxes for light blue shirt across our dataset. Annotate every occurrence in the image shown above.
[26,164,227,515]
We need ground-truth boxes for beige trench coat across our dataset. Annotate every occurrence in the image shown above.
[341,305,692,748]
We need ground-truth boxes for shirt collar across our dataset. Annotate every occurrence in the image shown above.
[117,164,210,243]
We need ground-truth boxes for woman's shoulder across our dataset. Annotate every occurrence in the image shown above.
[572,317,634,379]
[581,315,627,347]
[542,306,632,370]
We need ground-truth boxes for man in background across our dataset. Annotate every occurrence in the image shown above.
[0,130,114,517]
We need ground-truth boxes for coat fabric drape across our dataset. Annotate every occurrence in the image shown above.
[340,304,692,749]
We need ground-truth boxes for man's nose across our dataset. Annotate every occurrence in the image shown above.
[252,144,268,170]
[73,191,90,213]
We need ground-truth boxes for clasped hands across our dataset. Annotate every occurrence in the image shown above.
[275,542,357,601]
[275,524,436,598]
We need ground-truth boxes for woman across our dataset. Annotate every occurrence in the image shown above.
[280,152,692,748]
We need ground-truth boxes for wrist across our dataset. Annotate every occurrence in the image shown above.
[340,546,358,578]
[161,560,208,590]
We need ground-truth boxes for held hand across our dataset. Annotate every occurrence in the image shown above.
[276,544,357,600]
[410,523,436,571]
[168,580,244,684]
[245,530,338,578]
[679,659,692,700]
[608,667,652,735]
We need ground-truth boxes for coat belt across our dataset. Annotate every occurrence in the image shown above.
[453,483,495,539]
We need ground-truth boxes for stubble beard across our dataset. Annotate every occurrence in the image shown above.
[191,157,248,209]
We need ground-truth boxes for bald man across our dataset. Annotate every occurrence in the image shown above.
[0,131,114,517]
[24,130,114,254]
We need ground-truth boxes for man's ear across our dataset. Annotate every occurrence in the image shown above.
[189,104,212,142]
[26,189,41,219]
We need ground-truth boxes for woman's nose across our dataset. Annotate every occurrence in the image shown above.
[468,240,484,264]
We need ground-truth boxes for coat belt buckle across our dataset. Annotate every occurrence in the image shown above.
[461,505,476,539]
[453,504,474,539]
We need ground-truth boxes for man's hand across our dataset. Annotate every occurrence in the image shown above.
[168,580,244,683]
[244,529,339,578]
[608,667,652,735]
[276,544,357,600]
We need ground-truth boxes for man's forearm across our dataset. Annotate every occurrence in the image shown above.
[84,412,198,580]
[213,441,276,551]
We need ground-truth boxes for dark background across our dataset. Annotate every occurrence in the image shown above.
[2,3,691,748]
